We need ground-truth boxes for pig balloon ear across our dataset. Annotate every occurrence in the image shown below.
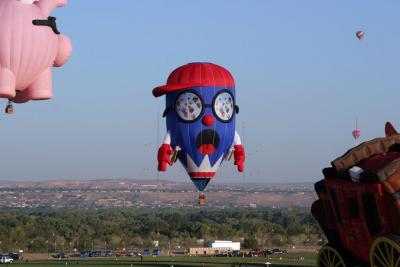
[35,0,68,17]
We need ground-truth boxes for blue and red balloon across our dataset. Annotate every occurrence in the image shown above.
[153,62,245,202]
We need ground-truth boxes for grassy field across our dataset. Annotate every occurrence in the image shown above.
[9,253,317,267]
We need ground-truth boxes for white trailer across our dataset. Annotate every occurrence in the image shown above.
[209,240,240,251]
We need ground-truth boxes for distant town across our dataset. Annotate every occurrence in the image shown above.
[0,179,316,209]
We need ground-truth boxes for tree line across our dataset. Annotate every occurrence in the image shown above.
[0,208,323,253]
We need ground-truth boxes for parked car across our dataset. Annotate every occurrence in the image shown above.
[104,251,113,257]
[115,252,125,257]
[143,249,150,256]
[266,248,286,255]
[55,252,68,259]
[247,248,265,257]
[8,253,22,261]
[0,256,13,263]
[231,251,244,257]
[215,252,229,257]
[152,249,160,256]
[247,251,259,257]
[90,251,101,257]
[79,251,90,258]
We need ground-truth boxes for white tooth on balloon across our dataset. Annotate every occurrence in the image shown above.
[186,154,224,173]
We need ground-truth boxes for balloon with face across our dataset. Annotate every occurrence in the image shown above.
[153,62,245,204]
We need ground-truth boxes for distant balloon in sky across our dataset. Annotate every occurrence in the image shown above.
[356,31,365,40]
[0,0,72,114]
[352,119,361,145]
[352,129,361,140]
[153,62,246,205]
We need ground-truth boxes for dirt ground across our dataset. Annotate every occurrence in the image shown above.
[23,253,51,260]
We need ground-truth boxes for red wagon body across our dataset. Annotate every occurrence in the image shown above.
[312,128,400,266]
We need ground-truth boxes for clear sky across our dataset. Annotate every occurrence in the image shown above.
[1,0,400,183]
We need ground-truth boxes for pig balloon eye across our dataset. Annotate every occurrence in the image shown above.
[213,91,235,122]
[175,92,203,122]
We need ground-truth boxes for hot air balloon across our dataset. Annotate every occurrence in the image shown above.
[352,129,361,140]
[356,31,365,40]
[352,119,361,145]
[0,0,72,114]
[153,62,245,205]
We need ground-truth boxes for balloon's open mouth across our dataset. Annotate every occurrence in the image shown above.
[196,130,220,155]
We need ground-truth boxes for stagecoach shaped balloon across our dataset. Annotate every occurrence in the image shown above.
[0,0,72,113]
[153,63,245,205]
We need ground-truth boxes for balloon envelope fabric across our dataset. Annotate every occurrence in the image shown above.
[153,62,244,193]
[0,0,72,104]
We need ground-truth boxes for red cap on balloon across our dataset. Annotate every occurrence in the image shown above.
[153,62,235,97]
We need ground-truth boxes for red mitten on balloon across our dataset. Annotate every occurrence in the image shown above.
[234,144,245,172]
[157,144,174,171]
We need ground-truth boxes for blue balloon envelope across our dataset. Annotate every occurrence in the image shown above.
[154,62,241,194]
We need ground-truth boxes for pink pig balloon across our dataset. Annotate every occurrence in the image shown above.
[0,0,72,105]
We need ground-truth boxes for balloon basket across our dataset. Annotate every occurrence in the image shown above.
[198,194,206,205]
[5,105,13,114]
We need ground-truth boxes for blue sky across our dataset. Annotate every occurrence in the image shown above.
[1,0,400,183]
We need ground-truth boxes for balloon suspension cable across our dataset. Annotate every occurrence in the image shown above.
[156,111,160,220]
[357,118,360,146]
[157,111,160,184]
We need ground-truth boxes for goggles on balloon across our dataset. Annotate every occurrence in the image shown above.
[162,89,239,123]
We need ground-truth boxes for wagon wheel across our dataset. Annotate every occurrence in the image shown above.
[370,235,400,267]
[317,245,347,267]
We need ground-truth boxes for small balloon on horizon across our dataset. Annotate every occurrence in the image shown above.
[352,129,361,140]
[356,31,365,40]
